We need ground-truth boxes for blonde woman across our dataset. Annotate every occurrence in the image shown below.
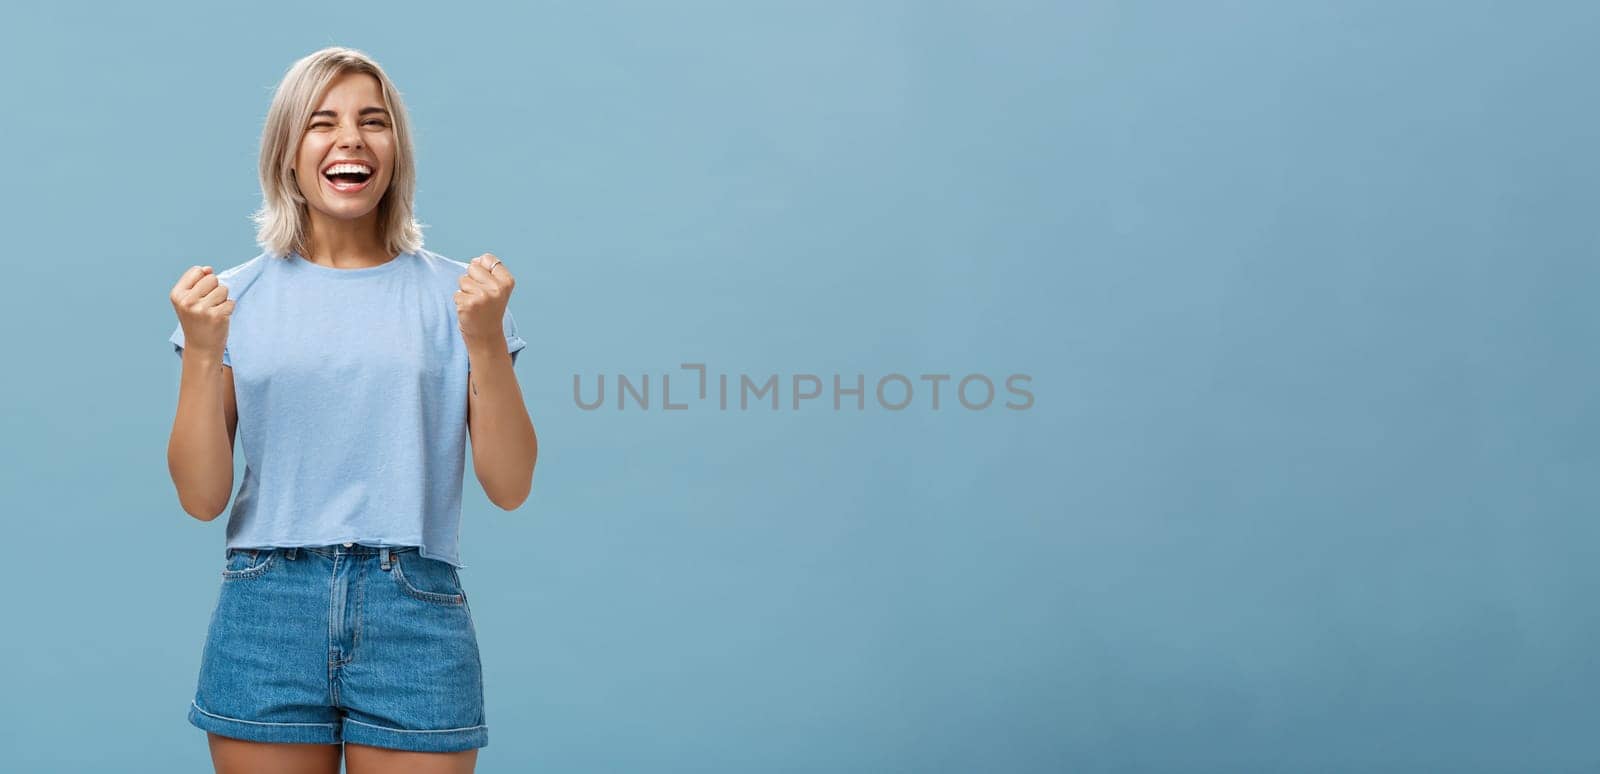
[166,47,535,774]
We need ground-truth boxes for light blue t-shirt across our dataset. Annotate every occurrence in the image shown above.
[168,249,527,568]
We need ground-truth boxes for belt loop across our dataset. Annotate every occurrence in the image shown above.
[380,547,391,571]
[286,547,298,560]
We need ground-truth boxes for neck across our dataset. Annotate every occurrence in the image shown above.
[302,209,392,267]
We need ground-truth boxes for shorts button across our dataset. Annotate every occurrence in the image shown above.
[343,542,353,547]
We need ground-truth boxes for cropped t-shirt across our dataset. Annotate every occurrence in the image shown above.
[168,248,527,568]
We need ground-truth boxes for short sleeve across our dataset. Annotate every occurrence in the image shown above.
[169,323,232,367]
[504,309,528,366]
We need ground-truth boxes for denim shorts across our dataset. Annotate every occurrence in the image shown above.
[187,544,487,752]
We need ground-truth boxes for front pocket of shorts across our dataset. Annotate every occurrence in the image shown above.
[220,548,277,581]
[392,552,466,605]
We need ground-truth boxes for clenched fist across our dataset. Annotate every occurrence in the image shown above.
[170,265,235,358]
[455,253,515,347]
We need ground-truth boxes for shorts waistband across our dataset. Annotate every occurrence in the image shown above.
[304,544,419,558]
[229,544,421,560]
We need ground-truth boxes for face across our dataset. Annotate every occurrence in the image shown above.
[292,71,396,225]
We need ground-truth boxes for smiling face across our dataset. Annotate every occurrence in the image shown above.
[292,71,397,227]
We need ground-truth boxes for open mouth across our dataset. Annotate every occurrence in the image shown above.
[323,162,374,193]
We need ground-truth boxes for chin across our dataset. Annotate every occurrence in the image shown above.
[311,198,383,220]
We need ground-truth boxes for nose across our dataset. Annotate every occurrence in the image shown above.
[336,119,364,150]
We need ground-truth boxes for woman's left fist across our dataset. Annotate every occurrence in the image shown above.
[455,253,516,346]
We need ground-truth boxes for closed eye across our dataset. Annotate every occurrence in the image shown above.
[307,120,387,129]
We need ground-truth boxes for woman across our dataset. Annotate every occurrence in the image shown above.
[165,46,536,774]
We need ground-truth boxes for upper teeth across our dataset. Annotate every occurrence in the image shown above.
[325,163,371,176]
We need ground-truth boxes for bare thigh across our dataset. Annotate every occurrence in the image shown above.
[206,733,341,774]
[345,741,478,774]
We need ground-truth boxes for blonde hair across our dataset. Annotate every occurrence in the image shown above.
[252,47,423,258]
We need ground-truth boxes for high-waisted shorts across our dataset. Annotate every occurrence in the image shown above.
[187,544,487,752]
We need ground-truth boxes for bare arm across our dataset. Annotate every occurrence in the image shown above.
[466,342,537,510]
[166,264,239,521]
[167,351,238,520]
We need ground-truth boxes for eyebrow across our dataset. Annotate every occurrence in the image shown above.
[310,107,390,119]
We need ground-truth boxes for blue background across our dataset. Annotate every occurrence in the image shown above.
[1,1,1596,771]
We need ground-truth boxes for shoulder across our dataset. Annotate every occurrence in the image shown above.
[409,247,471,283]
[411,247,467,271]
[213,252,276,300]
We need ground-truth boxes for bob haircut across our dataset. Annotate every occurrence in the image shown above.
[252,46,423,259]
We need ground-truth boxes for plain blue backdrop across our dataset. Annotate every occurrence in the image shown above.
[1,1,1596,771]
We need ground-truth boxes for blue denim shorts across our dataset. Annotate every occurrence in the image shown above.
[187,544,487,752]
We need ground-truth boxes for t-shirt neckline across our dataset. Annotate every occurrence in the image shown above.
[289,250,409,278]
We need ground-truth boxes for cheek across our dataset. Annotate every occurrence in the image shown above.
[368,131,394,156]
[294,153,318,179]
[376,143,398,187]
[297,136,331,166]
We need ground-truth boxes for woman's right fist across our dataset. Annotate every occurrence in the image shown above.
[170,265,235,357]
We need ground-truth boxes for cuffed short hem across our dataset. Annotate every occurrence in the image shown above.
[188,701,487,752]
[188,701,339,746]
[341,715,488,753]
